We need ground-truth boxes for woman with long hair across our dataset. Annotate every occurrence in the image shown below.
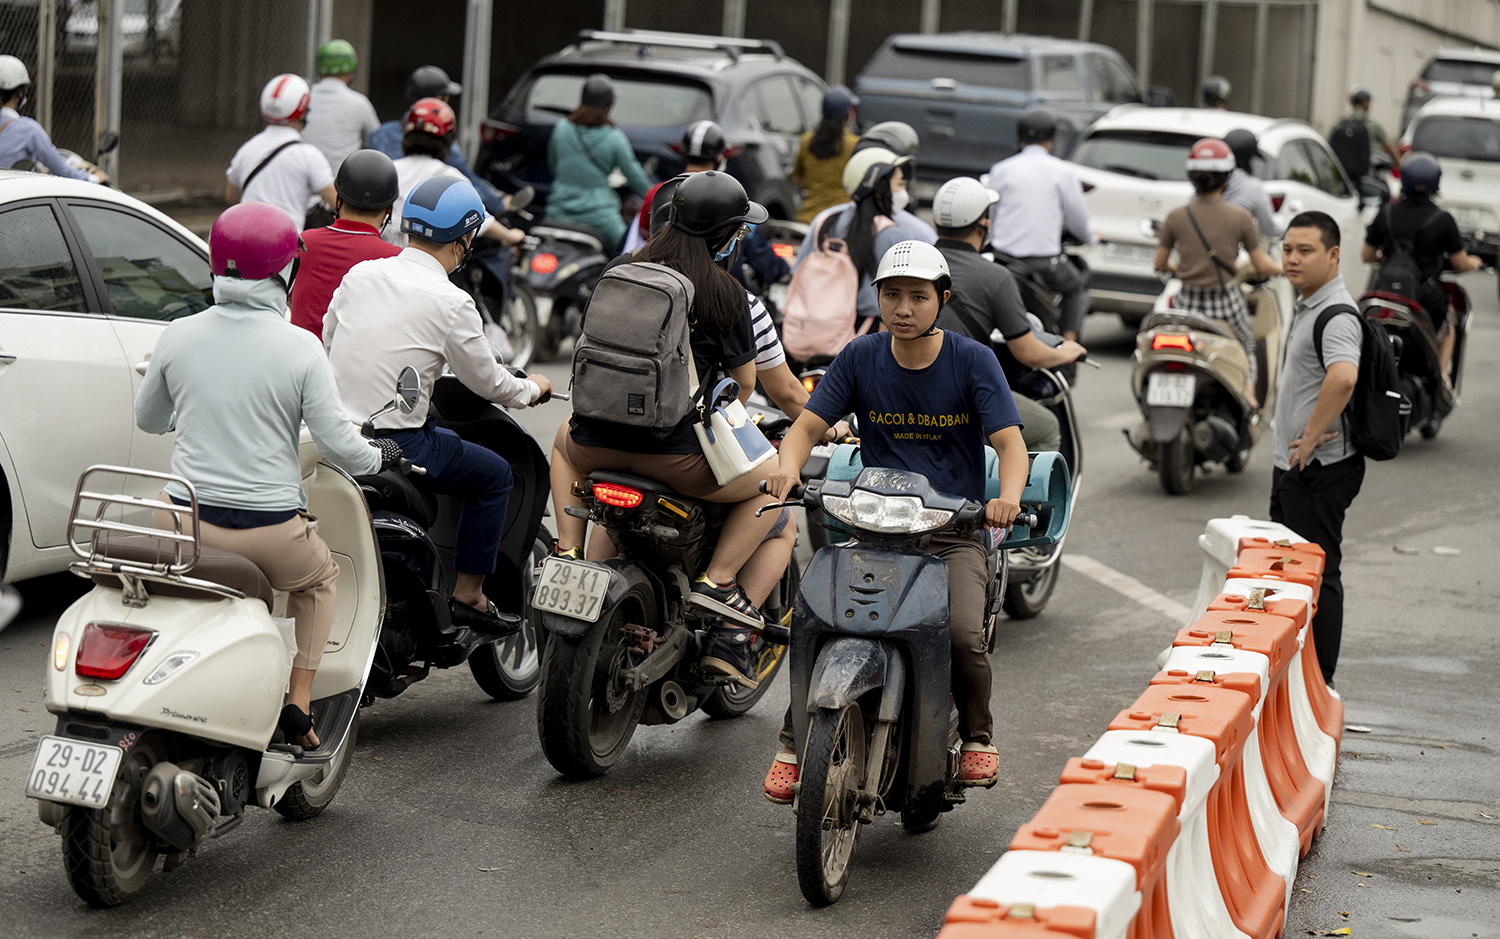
[546,73,652,250]
[548,172,784,688]
[793,85,860,222]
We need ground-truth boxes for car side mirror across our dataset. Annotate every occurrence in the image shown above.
[1146,85,1175,108]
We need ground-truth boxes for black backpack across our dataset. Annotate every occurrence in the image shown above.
[1329,117,1371,183]
[1369,204,1441,301]
[1312,303,1409,461]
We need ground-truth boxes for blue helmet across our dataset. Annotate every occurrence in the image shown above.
[401,176,485,243]
[821,84,859,119]
[1400,152,1441,197]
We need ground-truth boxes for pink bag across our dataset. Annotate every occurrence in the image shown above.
[781,215,892,360]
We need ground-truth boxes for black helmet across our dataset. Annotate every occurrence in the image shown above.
[1349,85,1372,107]
[667,170,769,238]
[1017,108,1056,146]
[580,73,615,109]
[1400,152,1442,197]
[405,65,461,104]
[1223,128,1259,172]
[681,120,727,161]
[856,121,919,157]
[335,149,400,210]
[1202,75,1232,108]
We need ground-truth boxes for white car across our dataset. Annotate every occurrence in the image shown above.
[1400,96,1500,274]
[0,171,210,581]
[1068,107,1373,325]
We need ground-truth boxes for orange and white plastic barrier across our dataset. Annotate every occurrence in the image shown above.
[938,519,1343,939]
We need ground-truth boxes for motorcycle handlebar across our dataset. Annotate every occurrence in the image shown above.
[399,459,427,476]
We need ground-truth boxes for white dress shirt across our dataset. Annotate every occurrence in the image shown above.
[226,125,334,232]
[986,144,1097,257]
[301,77,380,172]
[322,248,539,431]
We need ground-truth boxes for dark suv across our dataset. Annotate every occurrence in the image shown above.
[854,32,1146,201]
[478,29,827,219]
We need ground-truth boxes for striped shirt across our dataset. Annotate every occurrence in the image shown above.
[748,292,785,370]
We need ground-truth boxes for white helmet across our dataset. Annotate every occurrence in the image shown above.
[872,240,951,286]
[0,55,30,94]
[260,73,311,126]
[932,177,999,229]
[841,145,913,197]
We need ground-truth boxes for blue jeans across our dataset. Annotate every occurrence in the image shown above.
[383,422,512,576]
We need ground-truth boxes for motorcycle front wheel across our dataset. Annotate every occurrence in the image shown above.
[796,704,867,906]
[1003,555,1060,621]
[701,557,798,718]
[469,539,546,701]
[62,732,167,907]
[536,581,653,778]
[1158,425,1196,495]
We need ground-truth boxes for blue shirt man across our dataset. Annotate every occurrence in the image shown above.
[0,54,100,182]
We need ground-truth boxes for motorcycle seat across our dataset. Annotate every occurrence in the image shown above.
[354,470,439,529]
[1140,309,1240,343]
[87,535,275,612]
[532,219,607,251]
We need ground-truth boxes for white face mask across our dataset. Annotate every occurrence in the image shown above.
[891,188,911,214]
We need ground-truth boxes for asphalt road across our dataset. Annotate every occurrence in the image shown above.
[0,274,1495,938]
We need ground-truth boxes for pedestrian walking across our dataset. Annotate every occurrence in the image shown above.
[301,39,380,173]
[1272,210,1366,686]
[226,74,337,233]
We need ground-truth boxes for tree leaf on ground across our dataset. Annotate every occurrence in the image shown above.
[1353,871,1374,877]
[1370,823,1396,830]
[1419,819,1436,825]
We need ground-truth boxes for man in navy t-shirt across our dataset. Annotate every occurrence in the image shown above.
[762,240,1028,802]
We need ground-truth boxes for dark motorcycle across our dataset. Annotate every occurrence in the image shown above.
[453,187,541,370]
[522,220,611,363]
[769,451,1069,905]
[1358,274,1472,440]
[985,243,1092,336]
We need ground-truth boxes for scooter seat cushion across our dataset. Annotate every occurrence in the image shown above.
[88,535,275,612]
[533,219,608,250]
[354,470,439,529]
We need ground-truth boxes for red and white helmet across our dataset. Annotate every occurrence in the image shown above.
[260,73,311,126]
[403,97,456,139]
[1185,138,1236,173]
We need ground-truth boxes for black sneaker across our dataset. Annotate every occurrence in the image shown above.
[449,597,522,638]
[688,575,764,629]
[700,626,759,690]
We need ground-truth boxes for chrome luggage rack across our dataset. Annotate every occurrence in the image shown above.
[67,465,246,607]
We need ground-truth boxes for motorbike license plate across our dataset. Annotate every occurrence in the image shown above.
[532,558,610,623]
[1145,372,1196,407]
[25,736,122,808]
[1102,241,1157,263]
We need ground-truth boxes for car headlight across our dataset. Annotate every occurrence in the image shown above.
[821,491,954,534]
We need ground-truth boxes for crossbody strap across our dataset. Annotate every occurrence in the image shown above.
[1185,205,1237,287]
[242,140,301,192]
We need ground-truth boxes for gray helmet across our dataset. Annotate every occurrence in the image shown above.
[580,73,615,109]
[1202,75,1232,108]
[405,65,461,104]
[1017,108,1056,145]
[857,121,919,158]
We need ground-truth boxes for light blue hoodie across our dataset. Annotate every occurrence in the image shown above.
[135,276,380,510]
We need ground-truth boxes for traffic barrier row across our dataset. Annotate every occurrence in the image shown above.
[938,517,1344,939]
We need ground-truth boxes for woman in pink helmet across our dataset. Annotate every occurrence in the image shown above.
[134,202,397,748]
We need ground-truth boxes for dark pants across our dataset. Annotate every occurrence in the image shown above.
[384,422,512,576]
[1019,254,1089,337]
[1269,456,1366,682]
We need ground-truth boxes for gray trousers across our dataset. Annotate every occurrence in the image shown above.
[1015,394,1061,452]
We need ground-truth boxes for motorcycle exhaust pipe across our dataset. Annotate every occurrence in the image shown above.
[140,763,221,852]
[659,681,690,721]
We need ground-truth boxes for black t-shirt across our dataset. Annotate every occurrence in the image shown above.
[934,239,1032,386]
[569,254,758,454]
[1364,199,1464,284]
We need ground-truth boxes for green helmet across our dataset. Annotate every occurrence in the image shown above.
[316,39,357,77]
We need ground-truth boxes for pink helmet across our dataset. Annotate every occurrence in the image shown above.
[209,203,301,279]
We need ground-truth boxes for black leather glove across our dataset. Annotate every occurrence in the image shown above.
[373,437,403,472]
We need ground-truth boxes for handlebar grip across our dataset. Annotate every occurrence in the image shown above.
[1015,512,1038,529]
[400,460,427,476]
[760,623,792,646]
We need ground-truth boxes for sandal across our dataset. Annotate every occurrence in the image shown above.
[763,749,798,804]
[957,741,998,787]
[278,704,319,750]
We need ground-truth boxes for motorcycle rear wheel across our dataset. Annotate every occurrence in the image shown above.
[536,299,569,363]
[536,582,653,778]
[469,539,546,701]
[701,558,798,718]
[1003,559,1060,621]
[796,704,867,906]
[63,733,167,907]
[1158,426,1196,495]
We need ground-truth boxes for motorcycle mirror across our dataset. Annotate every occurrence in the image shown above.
[509,186,535,214]
[97,131,120,157]
[396,366,421,415]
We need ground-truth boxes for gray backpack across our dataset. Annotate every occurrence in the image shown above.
[571,261,700,432]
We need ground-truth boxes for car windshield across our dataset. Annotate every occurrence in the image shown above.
[1412,116,1500,162]
[1423,59,1500,85]
[864,46,1029,90]
[1070,129,1197,181]
[523,72,712,127]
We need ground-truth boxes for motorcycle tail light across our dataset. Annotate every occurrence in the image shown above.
[1152,333,1194,352]
[592,483,644,509]
[479,119,518,143]
[802,376,819,393]
[772,243,796,260]
[530,252,559,275]
[75,622,154,681]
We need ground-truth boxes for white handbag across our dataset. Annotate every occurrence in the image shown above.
[693,378,776,486]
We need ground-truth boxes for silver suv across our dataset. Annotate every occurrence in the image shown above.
[1402,48,1500,133]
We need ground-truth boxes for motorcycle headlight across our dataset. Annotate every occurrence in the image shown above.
[821,491,954,534]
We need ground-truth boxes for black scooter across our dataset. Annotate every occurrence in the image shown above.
[522,220,611,363]
[453,187,541,370]
[770,453,1069,906]
[1358,274,1472,440]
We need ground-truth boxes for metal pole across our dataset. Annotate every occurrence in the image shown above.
[1002,0,1018,34]
[1137,0,1154,91]
[305,0,318,78]
[722,0,747,38]
[1300,1,1317,122]
[1078,0,1095,42]
[826,0,851,85]
[603,0,626,31]
[94,0,122,180]
[35,0,54,132]
[920,0,941,35]
[459,0,493,165]
[1250,0,1269,115]
[1198,0,1219,92]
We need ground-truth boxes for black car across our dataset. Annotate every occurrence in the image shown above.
[477,29,827,220]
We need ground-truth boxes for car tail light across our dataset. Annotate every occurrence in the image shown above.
[75,622,154,681]
[479,119,518,144]
[1152,333,1194,352]
[1269,193,1285,212]
[530,252,559,275]
[592,483,644,508]
[724,145,741,159]
[668,142,682,154]
[1080,180,1095,193]
[772,243,796,260]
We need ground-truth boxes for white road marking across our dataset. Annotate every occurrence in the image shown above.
[1061,554,1192,623]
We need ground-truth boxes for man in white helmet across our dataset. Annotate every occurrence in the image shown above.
[764,239,1029,799]
[931,176,1088,452]
[225,73,338,233]
[0,55,106,183]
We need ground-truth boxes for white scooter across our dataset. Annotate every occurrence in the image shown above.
[26,375,421,907]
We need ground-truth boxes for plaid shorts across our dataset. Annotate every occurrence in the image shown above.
[1177,284,1257,389]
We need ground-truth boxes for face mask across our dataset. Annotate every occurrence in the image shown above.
[714,225,748,262]
[452,234,474,275]
[891,188,910,214]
